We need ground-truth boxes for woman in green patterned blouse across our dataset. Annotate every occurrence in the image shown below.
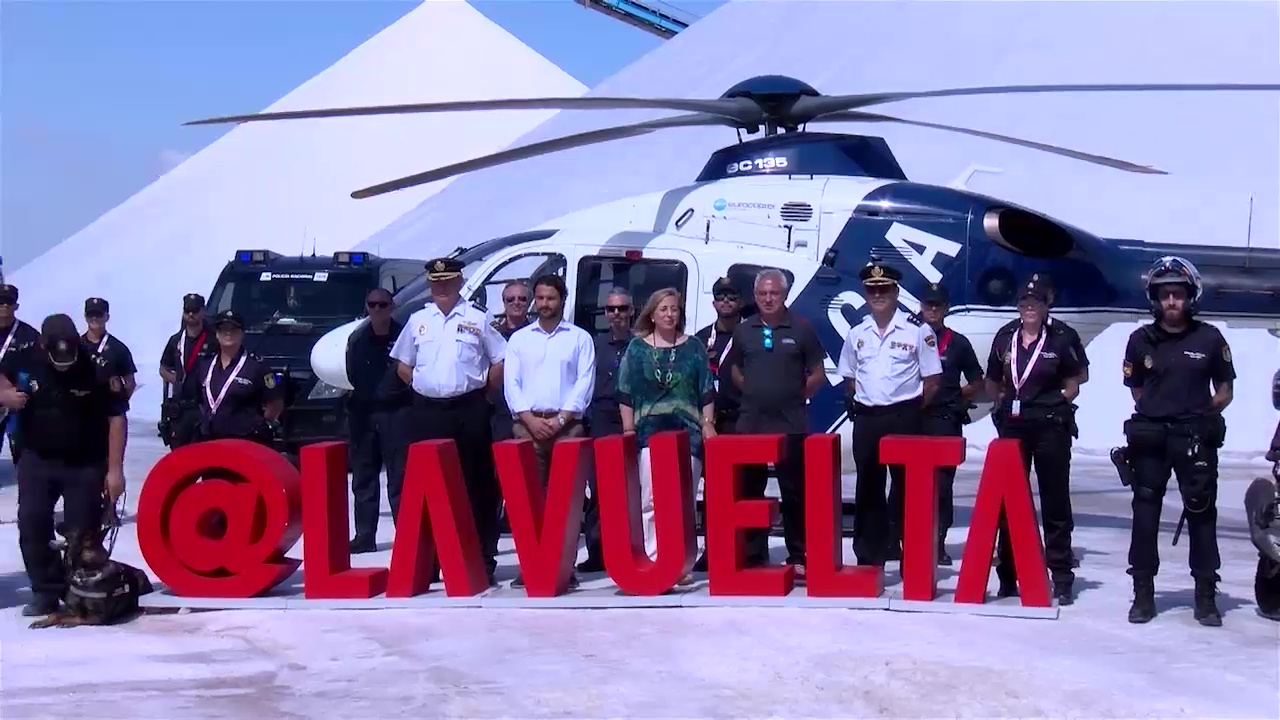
[617,288,715,584]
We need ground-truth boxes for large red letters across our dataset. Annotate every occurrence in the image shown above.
[136,432,1050,607]
[593,432,697,595]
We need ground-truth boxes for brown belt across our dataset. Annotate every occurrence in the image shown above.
[528,410,560,419]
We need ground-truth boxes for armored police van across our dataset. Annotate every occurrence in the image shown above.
[205,249,423,454]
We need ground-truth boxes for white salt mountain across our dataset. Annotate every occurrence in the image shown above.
[9,0,586,420]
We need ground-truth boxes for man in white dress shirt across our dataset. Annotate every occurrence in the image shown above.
[504,273,596,588]
[390,256,507,586]
[836,260,943,566]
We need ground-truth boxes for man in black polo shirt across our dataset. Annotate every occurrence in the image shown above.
[918,282,983,564]
[578,287,633,573]
[692,276,744,571]
[724,269,826,576]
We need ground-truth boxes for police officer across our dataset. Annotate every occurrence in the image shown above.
[724,268,826,574]
[345,288,405,554]
[1119,256,1233,626]
[995,273,1091,383]
[691,276,743,570]
[985,275,1083,604]
[158,293,218,448]
[918,282,983,565]
[837,261,942,565]
[578,286,633,573]
[191,310,285,444]
[82,297,138,405]
[391,257,506,586]
[0,314,126,617]
[0,283,41,465]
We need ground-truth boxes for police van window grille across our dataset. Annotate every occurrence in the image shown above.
[220,274,371,326]
[573,256,687,336]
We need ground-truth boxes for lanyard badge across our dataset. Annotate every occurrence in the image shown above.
[1009,329,1047,417]
[204,353,248,416]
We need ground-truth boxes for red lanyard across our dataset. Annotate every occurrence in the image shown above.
[184,330,207,373]
[938,328,952,355]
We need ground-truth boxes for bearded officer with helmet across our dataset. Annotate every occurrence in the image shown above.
[391,257,506,587]
[1116,256,1234,627]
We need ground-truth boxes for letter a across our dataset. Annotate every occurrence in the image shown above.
[494,437,592,597]
[300,442,388,599]
[954,438,1052,607]
[594,432,696,596]
[386,440,489,598]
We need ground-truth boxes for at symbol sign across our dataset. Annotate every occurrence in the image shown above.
[726,156,789,174]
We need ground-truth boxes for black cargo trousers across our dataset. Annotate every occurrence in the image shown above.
[17,453,106,602]
[993,408,1075,585]
[920,409,964,542]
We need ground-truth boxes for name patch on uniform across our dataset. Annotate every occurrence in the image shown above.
[1122,360,1133,378]
[890,341,916,353]
[457,322,481,337]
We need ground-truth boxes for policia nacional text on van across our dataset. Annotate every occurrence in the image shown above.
[1113,256,1234,627]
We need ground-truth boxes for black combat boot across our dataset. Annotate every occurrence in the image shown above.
[937,536,953,566]
[1128,576,1156,624]
[1194,577,1223,627]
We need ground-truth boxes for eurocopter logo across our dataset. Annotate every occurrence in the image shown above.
[712,198,776,212]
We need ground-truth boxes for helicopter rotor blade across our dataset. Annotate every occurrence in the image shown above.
[792,82,1280,121]
[184,96,759,127]
[812,110,1166,175]
[349,113,738,200]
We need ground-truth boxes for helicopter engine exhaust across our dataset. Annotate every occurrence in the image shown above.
[982,207,1075,258]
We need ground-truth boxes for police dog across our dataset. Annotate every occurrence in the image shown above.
[29,527,154,629]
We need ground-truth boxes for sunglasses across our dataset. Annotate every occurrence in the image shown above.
[503,295,528,303]
[714,292,739,302]
[366,301,390,309]
[605,305,630,313]
[762,326,774,351]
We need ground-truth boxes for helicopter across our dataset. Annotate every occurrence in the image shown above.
[187,75,1280,437]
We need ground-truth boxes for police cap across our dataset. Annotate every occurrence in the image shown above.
[213,309,245,330]
[0,284,18,304]
[921,282,949,305]
[712,276,738,297]
[1018,277,1050,303]
[859,261,902,287]
[40,313,80,365]
[84,297,109,316]
[183,293,206,312]
[425,257,465,282]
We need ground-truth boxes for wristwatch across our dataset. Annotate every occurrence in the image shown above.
[556,414,567,427]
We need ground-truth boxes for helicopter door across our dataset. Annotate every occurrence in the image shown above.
[572,247,699,338]
[705,182,824,262]
[463,248,570,319]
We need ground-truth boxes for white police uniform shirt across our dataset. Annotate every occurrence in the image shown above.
[837,309,943,406]
[503,319,597,416]
[390,298,506,399]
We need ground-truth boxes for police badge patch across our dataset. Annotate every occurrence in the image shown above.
[924,333,936,348]
[28,379,39,393]
[1223,345,1232,363]
[264,373,277,389]
[1122,360,1133,378]
[109,377,122,393]
[1143,355,1153,369]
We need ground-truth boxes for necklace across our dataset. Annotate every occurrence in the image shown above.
[649,335,677,387]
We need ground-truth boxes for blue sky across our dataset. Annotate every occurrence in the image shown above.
[1,0,723,271]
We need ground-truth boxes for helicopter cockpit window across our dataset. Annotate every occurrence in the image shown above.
[574,255,688,336]
[726,264,794,318]
[468,252,567,315]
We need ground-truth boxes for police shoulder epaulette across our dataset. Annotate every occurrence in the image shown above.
[471,300,487,313]
[906,313,924,327]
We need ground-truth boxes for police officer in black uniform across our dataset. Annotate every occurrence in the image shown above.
[345,288,406,553]
[985,276,1084,604]
[995,273,1091,383]
[918,282,983,565]
[158,293,218,448]
[191,310,285,444]
[0,314,126,617]
[691,276,744,571]
[81,297,138,407]
[578,286,633,573]
[0,283,42,465]
[1117,256,1233,626]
